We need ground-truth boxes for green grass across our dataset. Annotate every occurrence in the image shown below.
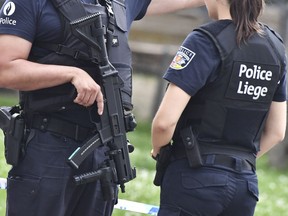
[0,92,288,215]
[115,125,288,216]
[0,91,16,215]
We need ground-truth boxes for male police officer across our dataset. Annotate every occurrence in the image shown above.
[0,0,204,216]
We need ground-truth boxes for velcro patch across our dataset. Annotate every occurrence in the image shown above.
[170,46,196,70]
[226,61,280,102]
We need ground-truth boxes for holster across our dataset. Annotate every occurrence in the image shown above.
[0,106,26,166]
[153,144,172,186]
[180,126,203,168]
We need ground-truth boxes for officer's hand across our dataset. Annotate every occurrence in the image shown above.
[151,149,159,160]
[71,69,104,115]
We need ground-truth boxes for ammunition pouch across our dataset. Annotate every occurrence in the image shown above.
[0,106,26,166]
[180,126,203,168]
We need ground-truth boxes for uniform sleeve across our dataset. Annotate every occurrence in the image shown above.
[125,0,151,26]
[273,58,287,102]
[0,0,38,42]
[164,31,221,96]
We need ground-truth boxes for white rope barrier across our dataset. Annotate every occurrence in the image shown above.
[0,177,159,215]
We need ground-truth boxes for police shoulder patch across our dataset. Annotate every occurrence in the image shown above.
[170,46,196,70]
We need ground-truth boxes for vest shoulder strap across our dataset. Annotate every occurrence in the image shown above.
[193,20,236,62]
[50,0,88,21]
[263,24,286,76]
[36,0,105,61]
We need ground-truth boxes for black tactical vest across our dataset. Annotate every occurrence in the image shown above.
[174,20,286,153]
[21,0,133,114]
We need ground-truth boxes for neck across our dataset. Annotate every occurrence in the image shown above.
[217,1,231,20]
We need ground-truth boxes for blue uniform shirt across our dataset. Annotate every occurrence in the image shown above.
[0,0,151,124]
[0,0,150,45]
[164,30,287,102]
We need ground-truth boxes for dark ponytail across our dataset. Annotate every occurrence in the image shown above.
[229,0,264,44]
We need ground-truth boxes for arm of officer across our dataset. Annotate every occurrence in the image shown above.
[147,0,204,15]
[0,35,104,114]
[151,83,191,157]
[257,101,287,158]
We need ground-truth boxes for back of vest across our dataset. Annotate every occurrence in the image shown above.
[177,20,285,153]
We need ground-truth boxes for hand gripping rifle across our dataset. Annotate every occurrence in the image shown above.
[67,12,136,200]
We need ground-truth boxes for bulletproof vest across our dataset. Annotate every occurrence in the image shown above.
[21,0,133,112]
[175,20,286,152]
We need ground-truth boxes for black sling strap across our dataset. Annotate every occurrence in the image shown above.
[33,0,93,61]
[50,0,89,21]
[38,0,119,60]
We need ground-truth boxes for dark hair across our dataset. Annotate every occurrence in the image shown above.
[229,0,264,44]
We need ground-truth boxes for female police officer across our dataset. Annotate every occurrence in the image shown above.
[0,0,204,216]
[151,0,287,215]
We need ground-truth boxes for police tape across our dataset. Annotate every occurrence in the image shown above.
[0,177,159,215]
[114,199,159,215]
[0,177,6,190]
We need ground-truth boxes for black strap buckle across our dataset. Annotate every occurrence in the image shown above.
[55,44,65,55]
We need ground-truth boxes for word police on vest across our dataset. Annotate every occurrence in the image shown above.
[227,61,279,102]
[237,64,272,100]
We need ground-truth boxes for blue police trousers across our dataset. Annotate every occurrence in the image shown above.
[158,158,258,216]
[6,129,117,216]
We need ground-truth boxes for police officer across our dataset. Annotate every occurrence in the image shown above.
[0,0,204,216]
[151,0,287,215]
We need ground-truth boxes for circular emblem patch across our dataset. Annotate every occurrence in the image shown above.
[3,2,16,16]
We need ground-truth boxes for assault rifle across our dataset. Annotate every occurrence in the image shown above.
[67,12,136,200]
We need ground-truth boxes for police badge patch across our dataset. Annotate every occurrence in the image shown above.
[170,46,196,70]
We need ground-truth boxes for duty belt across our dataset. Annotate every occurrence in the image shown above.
[201,154,254,171]
[172,145,256,172]
[31,114,94,142]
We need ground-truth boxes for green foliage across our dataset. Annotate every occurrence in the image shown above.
[0,92,18,106]
[0,132,10,215]
[256,157,288,216]
[0,92,16,215]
